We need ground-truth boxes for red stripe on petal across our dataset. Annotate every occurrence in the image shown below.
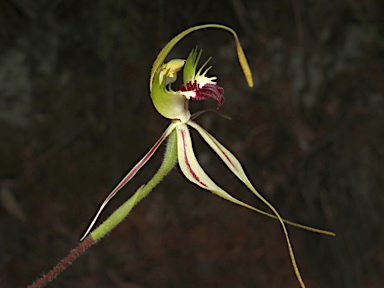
[104,129,170,203]
[80,124,176,241]
[180,128,207,188]
[192,121,240,173]
[217,146,238,171]
[211,137,239,173]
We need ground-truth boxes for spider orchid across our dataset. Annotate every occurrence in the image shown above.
[81,24,334,288]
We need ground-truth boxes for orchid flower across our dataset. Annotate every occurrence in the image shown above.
[81,24,334,288]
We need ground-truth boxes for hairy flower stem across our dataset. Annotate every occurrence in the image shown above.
[91,129,178,241]
[28,236,94,288]
[28,130,178,287]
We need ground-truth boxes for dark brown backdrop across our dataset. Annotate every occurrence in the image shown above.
[1,0,383,287]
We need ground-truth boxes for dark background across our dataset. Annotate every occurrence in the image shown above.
[1,0,383,287]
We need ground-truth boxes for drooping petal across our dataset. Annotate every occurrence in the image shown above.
[175,123,285,220]
[188,120,335,236]
[187,120,335,236]
[187,120,256,188]
[81,122,177,241]
[90,129,179,242]
[187,120,336,288]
